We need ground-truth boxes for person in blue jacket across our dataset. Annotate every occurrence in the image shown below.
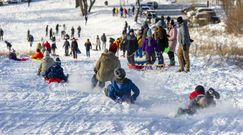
[44,57,68,82]
[104,67,140,104]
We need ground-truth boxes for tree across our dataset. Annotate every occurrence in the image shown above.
[76,0,96,16]
[134,0,140,22]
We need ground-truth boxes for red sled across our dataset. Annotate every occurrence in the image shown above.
[20,58,29,61]
[128,64,144,70]
[45,77,62,84]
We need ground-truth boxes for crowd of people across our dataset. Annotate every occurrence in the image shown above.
[1,11,221,112]
[112,5,135,18]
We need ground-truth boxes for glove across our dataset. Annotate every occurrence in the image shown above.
[115,96,123,104]
[183,45,187,51]
[94,68,97,74]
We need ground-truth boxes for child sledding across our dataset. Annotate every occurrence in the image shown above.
[103,67,140,104]
[176,85,220,117]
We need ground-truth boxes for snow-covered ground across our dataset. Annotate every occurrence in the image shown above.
[0,0,243,134]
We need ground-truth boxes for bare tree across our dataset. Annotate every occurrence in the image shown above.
[76,0,96,16]
[134,0,140,22]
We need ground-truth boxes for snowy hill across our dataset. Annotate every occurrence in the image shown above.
[0,0,243,134]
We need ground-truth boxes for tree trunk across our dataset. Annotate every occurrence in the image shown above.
[134,0,140,22]
[75,0,80,8]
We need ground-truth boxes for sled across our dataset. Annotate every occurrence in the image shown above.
[20,58,29,61]
[45,77,62,84]
[128,64,144,70]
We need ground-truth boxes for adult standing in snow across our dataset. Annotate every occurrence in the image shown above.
[154,21,168,66]
[71,37,78,59]
[28,34,34,47]
[71,27,75,37]
[126,29,138,65]
[104,67,140,104]
[45,25,48,37]
[101,33,107,50]
[85,15,88,25]
[63,39,70,56]
[142,29,157,64]
[120,6,123,17]
[96,35,101,51]
[49,28,53,40]
[132,5,135,15]
[136,29,143,58]
[0,28,4,41]
[77,26,81,38]
[27,30,30,41]
[91,44,121,88]
[56,24,59,35]
[51,35,57,54]
[167,20,177,66]
[27,0,31,7]
[84,39,92,57]
[37,51,55,76]
[121,30,127,57]
[177,16,191,72]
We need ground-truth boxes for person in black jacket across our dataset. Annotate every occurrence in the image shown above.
[56,24,59,35]
[28,34,34,47]
[126,29,138,65]
[101,33,107,50]
[84,39,92,57]
[51,36,57,54]
[77,26,81,37]
[71,27,75,37]
[45,25,48,37]
[0,28,4,41]
[63,39,70,56]
[49,28,53,40]
[5,40,12,52]
[71,37,78,59]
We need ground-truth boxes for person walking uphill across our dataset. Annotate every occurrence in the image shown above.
[91,44,121,88]
[104,67,140,104]
[177,16,191,72]
[84,39,92,57]
[126,29,138,65]
[63,39,70,56]
[71,37,78,59]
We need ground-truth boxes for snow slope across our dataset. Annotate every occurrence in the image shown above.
[0,0,243,134]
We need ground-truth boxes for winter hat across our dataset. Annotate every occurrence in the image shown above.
[44,51,50,58]
[156,20,162,27]
[109,37,115,43]
[114,67,126,80]
[147,28,152,37]
[177,16,183,24]
[36,49,41,52]
[195,85,205,92]
[108,43,117,54]
[170,20,175,26]
[129,29,134,33]
[55,57,61,65]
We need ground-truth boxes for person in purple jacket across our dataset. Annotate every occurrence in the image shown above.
[142,29,157,64]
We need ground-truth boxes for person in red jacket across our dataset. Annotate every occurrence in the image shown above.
[176,85,220,117]
[32,49,44,59]
[44,41,51,53]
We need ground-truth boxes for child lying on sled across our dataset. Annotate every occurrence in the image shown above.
[177,85,220,116]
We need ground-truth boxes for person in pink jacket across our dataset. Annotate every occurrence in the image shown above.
[167,20,177,66]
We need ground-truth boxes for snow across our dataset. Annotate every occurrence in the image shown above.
[0,0,243,134]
